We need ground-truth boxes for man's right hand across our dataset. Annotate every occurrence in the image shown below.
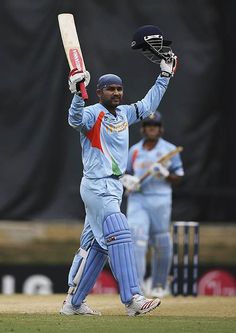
[68,68,90,94]
[120,174,140,192]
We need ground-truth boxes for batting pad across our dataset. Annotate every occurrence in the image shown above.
[103,213,141,304]
[72,240,108,307]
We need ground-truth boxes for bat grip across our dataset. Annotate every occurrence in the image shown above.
[79,82,88,100]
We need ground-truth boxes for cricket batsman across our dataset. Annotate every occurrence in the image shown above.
[123,112,184,298]
[60,25,177,316]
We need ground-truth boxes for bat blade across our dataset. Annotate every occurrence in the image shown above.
[58,13,88,100]
[157,146,183,164]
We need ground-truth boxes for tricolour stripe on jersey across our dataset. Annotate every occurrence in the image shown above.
[86,111,105,151]
[86,110,122,176]
[111,157,122,176]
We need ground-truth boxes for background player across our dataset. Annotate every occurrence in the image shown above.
[123,112,184,298]
[60,50,177,315]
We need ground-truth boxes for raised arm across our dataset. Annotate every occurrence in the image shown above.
[68,94,95,133]
[67,68,94,133]
[125,57,177,125]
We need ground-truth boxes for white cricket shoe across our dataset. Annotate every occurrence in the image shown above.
[125,294,161,316]
[150,287,170,299]
[60,300,101,316]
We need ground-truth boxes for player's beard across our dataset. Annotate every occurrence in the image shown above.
[102,96,122,111]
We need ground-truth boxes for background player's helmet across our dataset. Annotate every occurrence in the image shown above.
[131,25,173,64]
[142,112,162,127]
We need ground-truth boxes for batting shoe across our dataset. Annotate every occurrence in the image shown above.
[60,300,101,316]
[125,294,161,316]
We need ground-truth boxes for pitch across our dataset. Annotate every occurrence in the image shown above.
[0,294,235,333]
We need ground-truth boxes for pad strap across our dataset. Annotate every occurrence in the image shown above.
[67,247,89,293]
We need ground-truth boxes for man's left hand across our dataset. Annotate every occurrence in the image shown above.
[160,55,177,78]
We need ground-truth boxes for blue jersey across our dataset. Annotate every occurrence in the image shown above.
[68,76,169,179]
[126,138,184,195]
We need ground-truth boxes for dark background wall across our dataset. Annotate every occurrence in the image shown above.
[0,0,235,222]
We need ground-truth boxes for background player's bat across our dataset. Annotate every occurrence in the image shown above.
[139,146,183,183]
[58,13,88,100]
[122,146,183,195]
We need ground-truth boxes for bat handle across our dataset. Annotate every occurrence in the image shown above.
[79,82,88,100]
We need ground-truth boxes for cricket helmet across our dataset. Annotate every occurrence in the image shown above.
[131,25,173,64]
[142,112,162,127]
[131,25,171,49]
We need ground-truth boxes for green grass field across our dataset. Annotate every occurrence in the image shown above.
[0,295,235,333]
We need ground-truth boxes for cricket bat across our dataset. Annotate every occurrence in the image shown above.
[58,13,88,100]
[139,146,183,183]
